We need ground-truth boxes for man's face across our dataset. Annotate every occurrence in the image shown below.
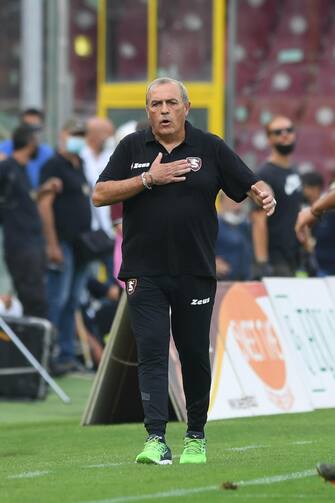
[146,82,190,138]
[267,117,296,149]
[303,185,322,205]
[22,114,43,129]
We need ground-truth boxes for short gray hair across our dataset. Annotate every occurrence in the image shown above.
[146,77,189,105]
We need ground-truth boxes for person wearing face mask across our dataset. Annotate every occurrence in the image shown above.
[81,117,116,282]
[0,108,53,188]
[250,116,303,278]
[0,125,61,317]
[215,195,252,281]
[38,119,91,374]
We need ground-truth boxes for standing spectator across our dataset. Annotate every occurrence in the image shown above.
[38,119,91,372]
[301,172,324,207]
[301,172,335,276]
[81,116,116,235]
[215,195,252,281]
[251,116,303,278]
[93,77,275,465]
[0,125,60,318]
[0,108,53,188]
[81,117,116,283]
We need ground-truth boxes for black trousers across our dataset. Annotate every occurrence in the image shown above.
[126,275,216,436]
[5,246,48,319]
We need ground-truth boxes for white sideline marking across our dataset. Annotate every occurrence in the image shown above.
[85,458,182,469]
[7,470,50,479]
[225,495,328,500]
[239,469,316,486]
[225,440,314,452]
[83,486,218,503]
[82,469,316,503]
[225,444,268,452]
[294,441,314,445]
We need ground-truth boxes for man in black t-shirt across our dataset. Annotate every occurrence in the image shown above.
[251,116,303,278]
[39,119,91,372]
[93,77,276,465]
[0,125,60,318]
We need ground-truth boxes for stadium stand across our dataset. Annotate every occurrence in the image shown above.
[234,0,335,182]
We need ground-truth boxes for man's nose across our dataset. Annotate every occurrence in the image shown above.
[161,101,169,113]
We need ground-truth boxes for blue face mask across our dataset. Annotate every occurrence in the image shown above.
[66,136,85,155]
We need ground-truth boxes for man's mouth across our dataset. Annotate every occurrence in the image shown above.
[160,119,172,126]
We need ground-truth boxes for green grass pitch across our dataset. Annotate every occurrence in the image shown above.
[1,375,334,503]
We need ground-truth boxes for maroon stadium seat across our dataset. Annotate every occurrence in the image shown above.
[312,64,335,96]
[301,98,335,127]
[248,97,303,126]
[254,63,312,96]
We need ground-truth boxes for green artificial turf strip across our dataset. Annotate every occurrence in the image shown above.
[0,376,334,503]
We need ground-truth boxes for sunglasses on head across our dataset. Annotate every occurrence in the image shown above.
[269,126,295,136]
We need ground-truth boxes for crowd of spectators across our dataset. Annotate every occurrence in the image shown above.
[0,108,334,375]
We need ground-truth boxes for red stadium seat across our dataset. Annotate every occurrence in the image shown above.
[301,98,335,127]
[312,64,335,96]
[254,63,312,96]
[248,97,303,126]
[294,127,335,159]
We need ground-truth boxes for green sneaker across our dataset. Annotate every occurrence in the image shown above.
[180,436,207,464]
[135,435,172,465]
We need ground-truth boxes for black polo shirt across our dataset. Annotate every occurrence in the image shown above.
[40,153,91,243]
[98,121,258,279]
[0,157,44,252]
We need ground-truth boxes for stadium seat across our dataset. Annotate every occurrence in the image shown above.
[301,98,335,127]
[234,97,253,125]
[234,125,270,171]
[267,36,316,64]
[157,0,211,80]
[254,63,312,96]
[294,126,335,160]
[237,0,278,62]
[235,62,259,94]
[248,97,303,126]
[312,64,335,96]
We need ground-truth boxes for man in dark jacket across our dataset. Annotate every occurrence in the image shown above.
[0,125,60,317]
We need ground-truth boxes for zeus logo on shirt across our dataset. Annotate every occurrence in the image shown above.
[191,297,210,306]
[131,162,150,169]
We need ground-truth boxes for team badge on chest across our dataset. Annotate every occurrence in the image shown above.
[126,279,137,295]
[186,157,202,172]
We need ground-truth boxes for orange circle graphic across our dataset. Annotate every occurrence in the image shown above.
[219,283,286,390]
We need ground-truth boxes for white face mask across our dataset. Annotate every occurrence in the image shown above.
[66,136,85,155]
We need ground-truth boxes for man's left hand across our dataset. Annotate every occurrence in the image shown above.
[295,207,317,243]
[249,183,276,216]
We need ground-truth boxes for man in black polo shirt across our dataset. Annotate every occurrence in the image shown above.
[39,119,91,372]
[0,125,60,318]
[93,77,276,465]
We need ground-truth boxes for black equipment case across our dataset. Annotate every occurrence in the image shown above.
[0,316,53,399]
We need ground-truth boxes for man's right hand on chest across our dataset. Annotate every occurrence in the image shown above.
[148,152,191,185]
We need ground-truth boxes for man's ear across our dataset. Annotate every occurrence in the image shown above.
[184,102,191,117]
